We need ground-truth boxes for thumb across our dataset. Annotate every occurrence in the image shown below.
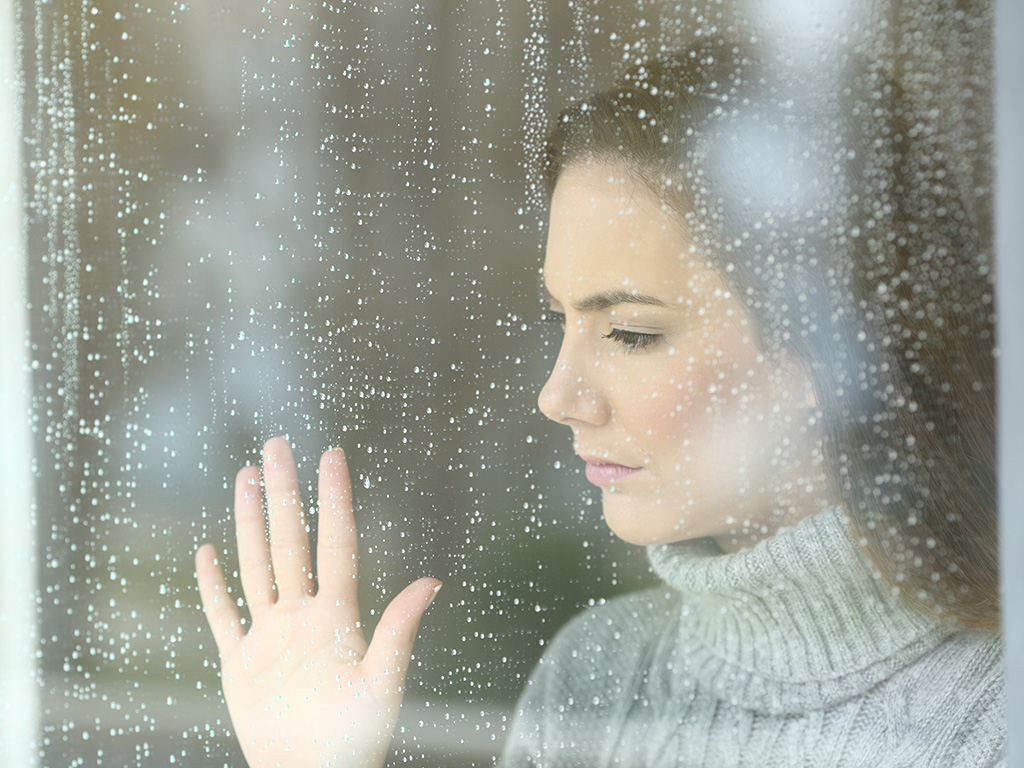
[363,577,441,691]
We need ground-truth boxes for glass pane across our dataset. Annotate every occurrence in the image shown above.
[16,0,1001,765]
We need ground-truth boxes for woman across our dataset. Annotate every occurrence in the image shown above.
[196,44,1003,766]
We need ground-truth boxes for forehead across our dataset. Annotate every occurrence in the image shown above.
[543,162,726,304]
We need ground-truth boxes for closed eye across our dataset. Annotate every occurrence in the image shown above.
[603,327,661,352]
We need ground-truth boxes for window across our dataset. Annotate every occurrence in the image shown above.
[2,1,1015,765]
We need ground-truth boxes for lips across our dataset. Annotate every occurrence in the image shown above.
[577,453,643,486]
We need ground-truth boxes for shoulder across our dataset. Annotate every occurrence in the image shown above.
[514,586,680,717]
[499,587,678,767]
[928,629,1005,764]
[884,628,1004,766]
[910,628,1002,713]
[531,586,679,684]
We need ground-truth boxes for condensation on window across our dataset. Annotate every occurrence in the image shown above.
[12,0,994,765]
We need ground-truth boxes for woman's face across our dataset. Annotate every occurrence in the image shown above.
[538,162,828,551]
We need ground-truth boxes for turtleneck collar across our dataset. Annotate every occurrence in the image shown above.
[645,506,953,714]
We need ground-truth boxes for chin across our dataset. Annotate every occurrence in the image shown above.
[601,494,694,547]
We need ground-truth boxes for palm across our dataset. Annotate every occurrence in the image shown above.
[219,603,382,767]
[196,438,440,768]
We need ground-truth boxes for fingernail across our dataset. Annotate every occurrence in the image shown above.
[426,582,442,608]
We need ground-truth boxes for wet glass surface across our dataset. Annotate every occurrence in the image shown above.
[10,0,997,764]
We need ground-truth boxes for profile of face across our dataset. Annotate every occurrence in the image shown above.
[538,162,829,551]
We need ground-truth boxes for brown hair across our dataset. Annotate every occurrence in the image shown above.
[544,43,999,628]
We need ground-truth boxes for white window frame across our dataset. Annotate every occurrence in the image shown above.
[0,0,38,765]
[996,0,1024,763]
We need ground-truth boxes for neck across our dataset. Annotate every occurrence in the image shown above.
[712,457,835,553]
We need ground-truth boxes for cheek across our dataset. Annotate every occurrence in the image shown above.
[652,354,774,450]
[627,357,716,442]
[652,351,731,421]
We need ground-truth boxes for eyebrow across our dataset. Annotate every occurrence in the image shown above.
[542,287,671,313]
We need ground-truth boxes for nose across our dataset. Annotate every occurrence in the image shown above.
[537,338,610,427]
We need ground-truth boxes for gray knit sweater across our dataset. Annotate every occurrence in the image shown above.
[500,506,1004,767]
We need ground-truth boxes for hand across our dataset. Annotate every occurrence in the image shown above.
[196,436,440,768]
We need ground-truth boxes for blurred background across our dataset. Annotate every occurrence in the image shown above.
[3,0,994,765]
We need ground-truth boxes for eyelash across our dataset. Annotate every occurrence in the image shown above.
[540,311,661,353]
[602,327,661,352]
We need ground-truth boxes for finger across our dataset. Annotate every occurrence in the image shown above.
[235,464,275,619]
[314,449,360,621]
[364,578,441,693]
[196,543,243,657]
[262,436,314,600]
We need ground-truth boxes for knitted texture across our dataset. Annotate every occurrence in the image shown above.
[500,507,1004,767]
